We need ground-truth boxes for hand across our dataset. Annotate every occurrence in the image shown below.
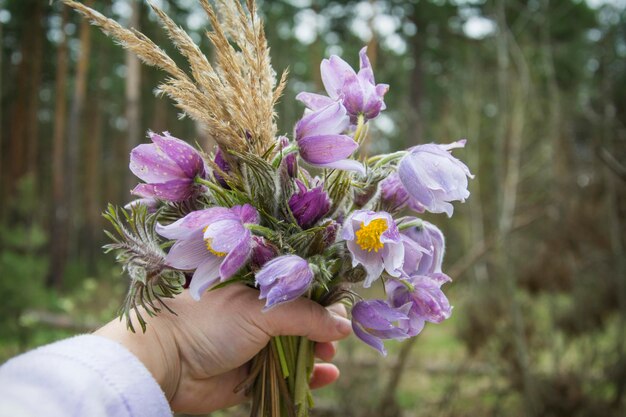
[95,284,352,414]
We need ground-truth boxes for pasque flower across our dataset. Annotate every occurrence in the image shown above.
[398,140,474,217]
[385,274,452,337]
[255,255,314,310]
[297,47,389,122]
[401,220,445,276]
[295,101,365,174]
[124,197,159,213]
[156,204,259,300]
[288,179,331,229]
[279,136,298,178]
[380,173,425,213]
[342,210,404,287]
[213,147,231,188]
[351,299,411,355]
[250,236,277,269]
[129,131,207,201]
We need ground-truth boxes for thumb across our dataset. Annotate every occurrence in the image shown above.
[260,298,352,343]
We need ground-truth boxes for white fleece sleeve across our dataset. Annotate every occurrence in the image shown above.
[0,334,172,417]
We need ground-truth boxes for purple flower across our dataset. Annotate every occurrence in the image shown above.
[279,136,298,178]
[156,204,259,300]
[129,131,207,201]
[351,299,410,355]
[295,102,365,174]
[322,220,340,248]
[380,173,426,213]
[386,274,452,337]
[398,140,474,217]
[288,179,331,229]
[402,220,445,276]
[250,236,277,269]
[213,147,231,188]
[342,210,404,287]
[124,197,159,213]
[297,47,388,122]
[255,255,314,310]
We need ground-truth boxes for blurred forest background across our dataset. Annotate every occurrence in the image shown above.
[1,0,625,416]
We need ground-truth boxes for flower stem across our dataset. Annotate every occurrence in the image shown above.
[271,143,299,167]
[398,278,416,292]
[367,150,408,169]
[195,176,226,195]
[294,337,313,417]
[246,224,279,240]
[353,114,367,144]
[272,337,290,378]
[398,218,423,231]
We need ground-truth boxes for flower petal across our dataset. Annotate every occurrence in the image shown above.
[314,159,366,175]
[203,219,247,253]
[232,204,260,225]
[347,239,385,287]
[321,55,355,99]
[164,229,208,270]
[129,143,184,183]
[219,237,252,280]
[298,134,358,164]
[131,179,194,201]
[150,132,205,179]
[382,241,404,277]
[124,198,159,213]
[296,102,350,139]
[296,92,335,111]
[156,207,236,240]
[358,46,374,83]
[352,321,387,355]
[189,257,223,300]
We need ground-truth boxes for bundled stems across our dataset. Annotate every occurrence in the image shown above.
[248,336,314,417]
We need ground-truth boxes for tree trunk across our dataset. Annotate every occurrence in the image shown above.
[84,71,105,270]
[0,21,4,203]
[407,7,424,145]
[26,4,45,184]
[125,0,142,196]
[376,337,417,417]
[49,6,71,288]
[66,0,93,271]
[494,1,538,414]
[7,3,38,200]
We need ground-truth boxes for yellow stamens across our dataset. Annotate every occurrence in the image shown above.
[203,226,227,257]
[355,218,387,252]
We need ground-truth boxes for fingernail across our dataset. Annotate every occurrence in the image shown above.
[331,313,352,335]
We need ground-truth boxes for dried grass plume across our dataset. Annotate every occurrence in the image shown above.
[62,0,288,160]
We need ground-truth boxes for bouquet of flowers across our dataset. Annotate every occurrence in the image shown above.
[64,1,472,416]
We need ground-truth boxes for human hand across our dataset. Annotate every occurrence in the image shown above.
[95,284,352,414]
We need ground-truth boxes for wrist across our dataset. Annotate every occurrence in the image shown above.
[95,315,181,401]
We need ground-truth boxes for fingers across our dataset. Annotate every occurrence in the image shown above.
[309,363,340,390]
[262,298,352,343]
[326,302,348,319]
[314,342,337,362]
[170,366,249,414]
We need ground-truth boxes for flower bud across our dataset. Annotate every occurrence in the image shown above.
[398,140,473,217]
[288,180,331,229]
[255,255,314,310]
[351,299,410,355]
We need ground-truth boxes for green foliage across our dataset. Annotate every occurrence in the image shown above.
[0,176,48,342]
[103,204,185,332]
